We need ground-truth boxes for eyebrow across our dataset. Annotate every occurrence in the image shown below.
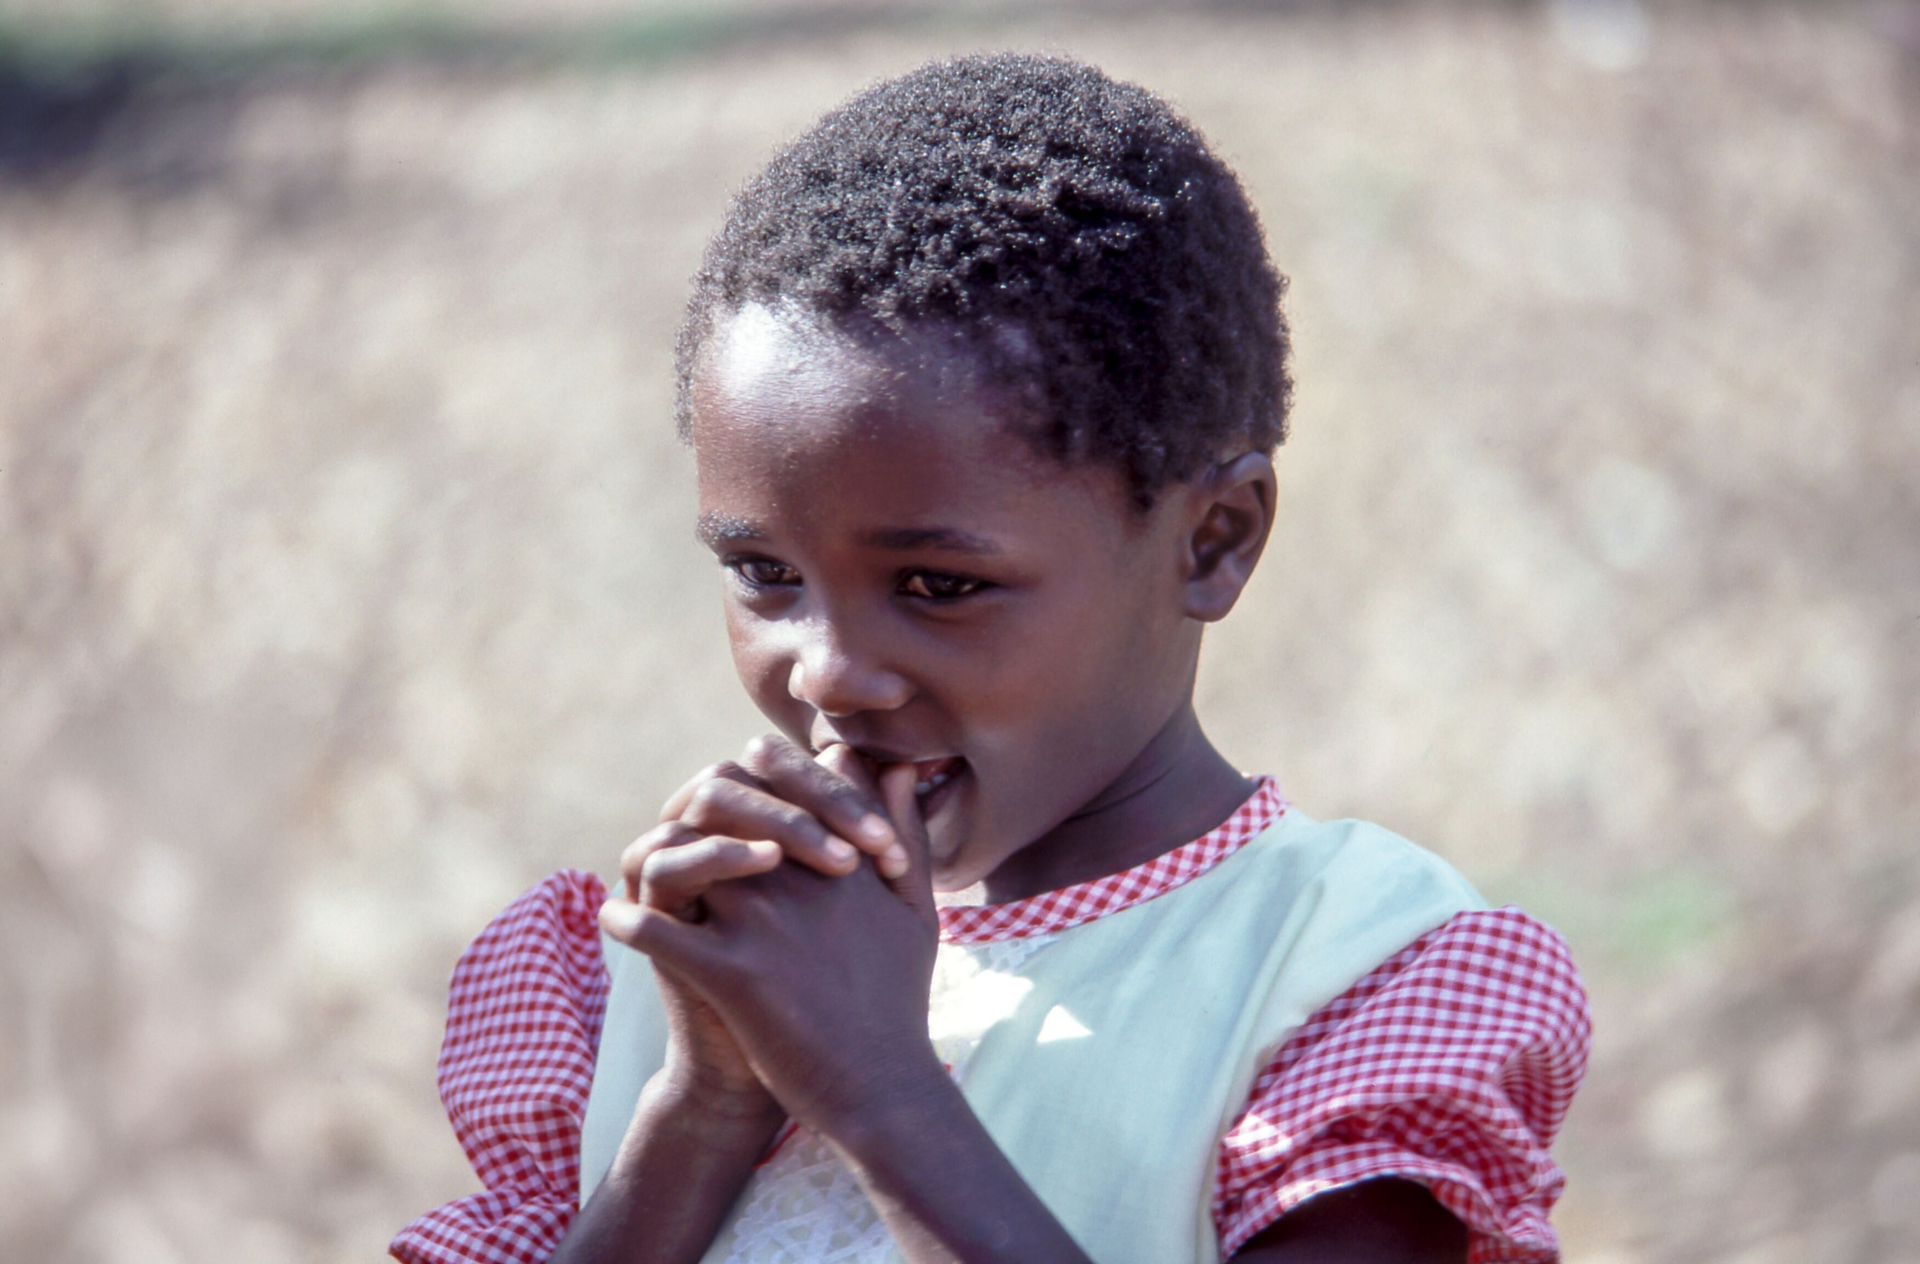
[858,526,1002,555]
[696,513,1001,556]
[696,512,764,548]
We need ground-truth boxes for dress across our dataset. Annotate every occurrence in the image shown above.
[392,779,1590,1264]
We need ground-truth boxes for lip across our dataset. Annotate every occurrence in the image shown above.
[819,742,968,820]
[913,757,968,827]
[909,755,964,795]
[830,741,955,776]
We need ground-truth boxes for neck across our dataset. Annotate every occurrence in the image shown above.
[980,704,1255,904]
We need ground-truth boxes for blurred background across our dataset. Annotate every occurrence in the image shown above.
[2,0,1917,1261]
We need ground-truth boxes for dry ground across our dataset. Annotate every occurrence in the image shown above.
[3,2,1919,1262]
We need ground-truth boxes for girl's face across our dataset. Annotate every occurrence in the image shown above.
[688,305,1206,893]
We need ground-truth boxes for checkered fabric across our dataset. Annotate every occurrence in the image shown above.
[391,784,1589,1264]
[390,869,610,1264]
[1213,908,1590,1261]
[938,775,1289,943]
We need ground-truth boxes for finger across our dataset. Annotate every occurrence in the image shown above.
[640,836,783,918]
[677,777,860,876]
[599,899,733,982]
[738,734,898,859]
[659,760,762,823]
[619,821,705,900]
[878,763,939,934]
[816,745,911,880]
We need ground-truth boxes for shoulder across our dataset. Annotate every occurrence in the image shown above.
[1216,907,1591,1262]
[1192,810,1491,1005]
[1247,810,1490,915]
[1243,816,1582,1040]
[1276,906,1590,1086]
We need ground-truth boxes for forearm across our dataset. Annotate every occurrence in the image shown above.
[823,1060,1092,1264]
[550,1066,784,1264]
[1229,1179,1469,1264]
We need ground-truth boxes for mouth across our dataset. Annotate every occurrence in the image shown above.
[911,756,965,798]
[829,743,968,822]
[905,756,969,831]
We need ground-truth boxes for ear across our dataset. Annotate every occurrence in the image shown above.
[1179,452,1277,623]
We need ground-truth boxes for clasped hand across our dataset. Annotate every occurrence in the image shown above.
[599,737,944,1137]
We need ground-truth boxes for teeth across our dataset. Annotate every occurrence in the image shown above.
[914,770,955,796]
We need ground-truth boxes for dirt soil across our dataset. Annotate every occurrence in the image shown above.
[3,3,1919,1262]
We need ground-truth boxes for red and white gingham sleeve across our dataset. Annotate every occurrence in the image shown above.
[390,870,611,1264]
[1215,908,1591,1263]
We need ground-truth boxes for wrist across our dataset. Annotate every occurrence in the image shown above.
[581,1068,787,1264]
[814,1047,959,1163]
[648,1061,786,1131]
[815,1057,1093,1263]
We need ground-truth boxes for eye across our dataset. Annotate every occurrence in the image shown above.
[899,570,989,601]
[725,556,801,589]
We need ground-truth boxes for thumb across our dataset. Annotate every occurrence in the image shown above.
[878,764,939,934]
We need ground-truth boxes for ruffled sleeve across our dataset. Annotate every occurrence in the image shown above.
[391,870,611,1264]
[1214,908,1591,1263]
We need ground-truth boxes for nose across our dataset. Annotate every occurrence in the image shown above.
[786,615,912,718]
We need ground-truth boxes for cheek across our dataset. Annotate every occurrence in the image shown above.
[971,576,1173,749]
[724,607,796,716]
[1021,569,1187,739]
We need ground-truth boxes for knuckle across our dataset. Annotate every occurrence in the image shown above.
[600,911,640,949]
[629,909,675,952]
[804,755,859,795]
[644,822,697,856]
[772,798,820,833]
[818,787,871,825]
[790,766,856,815]
[684,779,732,820]
[638,847,678,886]
[743,734,802,775]
[622,824,681,876]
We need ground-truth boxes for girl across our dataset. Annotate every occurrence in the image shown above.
[392,53,1589,1264]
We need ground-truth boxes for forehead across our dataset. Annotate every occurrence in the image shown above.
[687,305,1126,537]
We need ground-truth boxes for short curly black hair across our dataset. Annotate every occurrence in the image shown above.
[675,52,1291,506]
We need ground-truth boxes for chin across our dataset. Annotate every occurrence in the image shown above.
[925,829,975,894]
[924,824,988,895]
[925,829,1015,897]
[930,871,973,896]
[917,771,1041,897]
